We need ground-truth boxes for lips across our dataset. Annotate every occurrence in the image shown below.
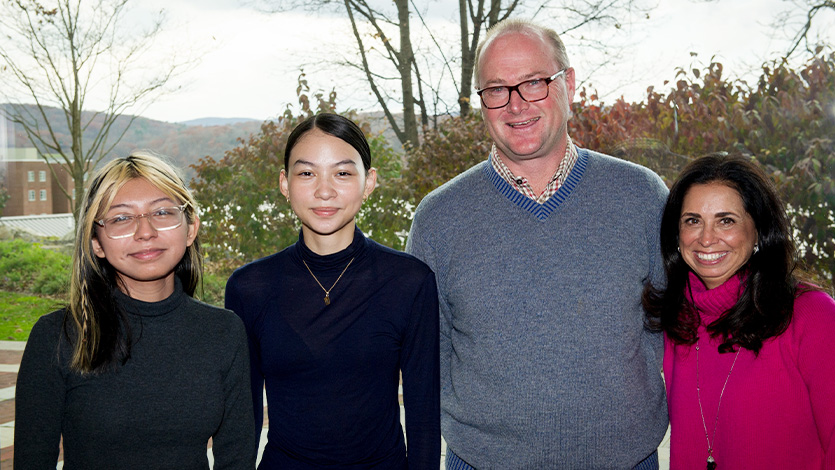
[130,248,165,260]
[507,117,539,128]
[312,207,339,217]
[695,251,728,262]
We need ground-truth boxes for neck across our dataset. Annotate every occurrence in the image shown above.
[302,222,356,255]
[499,135,568,195]
[117,273,176,302]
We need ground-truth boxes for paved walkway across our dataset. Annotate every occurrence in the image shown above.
[1,340,667,469]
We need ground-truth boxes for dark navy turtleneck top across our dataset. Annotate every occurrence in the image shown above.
[225,227,440,469]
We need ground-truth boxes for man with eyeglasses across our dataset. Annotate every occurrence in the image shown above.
[406,18,669,470]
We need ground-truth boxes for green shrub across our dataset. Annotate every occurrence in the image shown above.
[0,239,71,296]
[198,271,226,307]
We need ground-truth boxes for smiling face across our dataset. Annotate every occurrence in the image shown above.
[678,182,758,289]
[478,31,575,170]
[91,177,199,301]
[280,129,376,255]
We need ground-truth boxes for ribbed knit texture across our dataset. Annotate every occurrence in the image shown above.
[226,227,440,469]
[665,272,835,469]
[407,148,669,469]
[14,278,256,470]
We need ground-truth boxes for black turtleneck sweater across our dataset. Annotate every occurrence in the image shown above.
[14,279,256,470]
[225,227,440,470]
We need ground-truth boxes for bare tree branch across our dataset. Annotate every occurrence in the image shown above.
[0,0,191,223]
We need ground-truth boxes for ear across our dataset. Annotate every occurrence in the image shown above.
[565,67,576,104]
[186,214,200,247]
[92,236,106,259]
[363,167,377,199]
[279,169,290,200]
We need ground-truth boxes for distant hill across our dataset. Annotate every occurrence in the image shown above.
[181,117,260,127]
[1,103,263,180]
[1,104,410,182]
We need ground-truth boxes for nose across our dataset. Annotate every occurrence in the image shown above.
[133,214,158,240]
[506,88,528,114]
[314,178,337,200]
[697,226,717,246]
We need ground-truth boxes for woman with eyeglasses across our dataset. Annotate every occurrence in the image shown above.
[225,113,440,469]
[15,152,256,469]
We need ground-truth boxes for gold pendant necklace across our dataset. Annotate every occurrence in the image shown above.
[302,257,355,306]
[696,337,742,470]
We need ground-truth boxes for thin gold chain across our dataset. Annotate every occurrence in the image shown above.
[302,257,355,306]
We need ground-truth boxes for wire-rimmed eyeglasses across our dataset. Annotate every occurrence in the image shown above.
[477,69,567,109]
[95,204,188,239]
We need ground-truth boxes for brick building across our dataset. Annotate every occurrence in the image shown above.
[1,147,74,217]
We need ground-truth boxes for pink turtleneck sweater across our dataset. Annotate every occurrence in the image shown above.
[664,272,835,469]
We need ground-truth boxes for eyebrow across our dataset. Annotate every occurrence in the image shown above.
[680,211,739,218]
[482,71,550,88]
[108,197,176,211]
[292,159,358,168]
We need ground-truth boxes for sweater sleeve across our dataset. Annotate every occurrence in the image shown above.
[211,317,258,469]
[644,172,668,367]
[794,290,835,467]
[400,269,441,470]
[225,273,266,447]
[13,312,66,469]
[406,217,452,432]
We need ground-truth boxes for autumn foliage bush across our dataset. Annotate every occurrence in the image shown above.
[408,51,835,286]
[193,53,834,287]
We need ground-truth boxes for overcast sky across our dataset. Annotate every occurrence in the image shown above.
[43,0,835,123]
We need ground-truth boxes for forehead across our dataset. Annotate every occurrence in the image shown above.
[289,129,362,165]
[479,31,558,84]
[107,177,176,208]
[682,182,746,212]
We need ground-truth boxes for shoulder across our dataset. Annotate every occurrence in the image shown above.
[779,289,835,347]
[226,245,293,290]
[792,289,835,326]
[410,160,491,244]
[413,160,489,216]
[29,308,68,343]
[579,148,669,205]
[583,147,668,188]
[21,308,72,367]
[367,238,434,277]
[183,297,247,337]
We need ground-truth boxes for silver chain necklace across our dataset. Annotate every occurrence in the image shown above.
[695,337,742,470]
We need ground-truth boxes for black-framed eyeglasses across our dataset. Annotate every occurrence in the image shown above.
[95,204,188,239]
[477,69,567,109]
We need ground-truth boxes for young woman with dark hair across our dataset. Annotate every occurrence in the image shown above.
[226,113,440,469]
[643,154,835,469]
[15,152,256,469]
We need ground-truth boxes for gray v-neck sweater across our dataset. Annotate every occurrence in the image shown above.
[407,147,669,469]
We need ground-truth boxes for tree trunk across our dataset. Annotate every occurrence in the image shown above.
[458,0,472,116]
[396,0,419,148]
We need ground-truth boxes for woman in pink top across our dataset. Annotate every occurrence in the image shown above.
[643,154,835,469]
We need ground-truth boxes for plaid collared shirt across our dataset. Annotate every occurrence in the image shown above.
[489,134,579,204]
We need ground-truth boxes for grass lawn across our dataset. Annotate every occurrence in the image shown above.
[0,291,62,341]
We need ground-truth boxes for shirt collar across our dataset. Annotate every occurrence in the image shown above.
[489,134,578,204]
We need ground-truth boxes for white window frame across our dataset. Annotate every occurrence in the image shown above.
[40,189,47,201]
[39,170,47,182]
[28,190,36,201]
[28,171,35,182]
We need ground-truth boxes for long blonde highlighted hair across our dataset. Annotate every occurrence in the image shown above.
[67,151,202,373]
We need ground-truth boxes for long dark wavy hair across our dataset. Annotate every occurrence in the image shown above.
[643,154,808,354]
[66,152,202,373]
